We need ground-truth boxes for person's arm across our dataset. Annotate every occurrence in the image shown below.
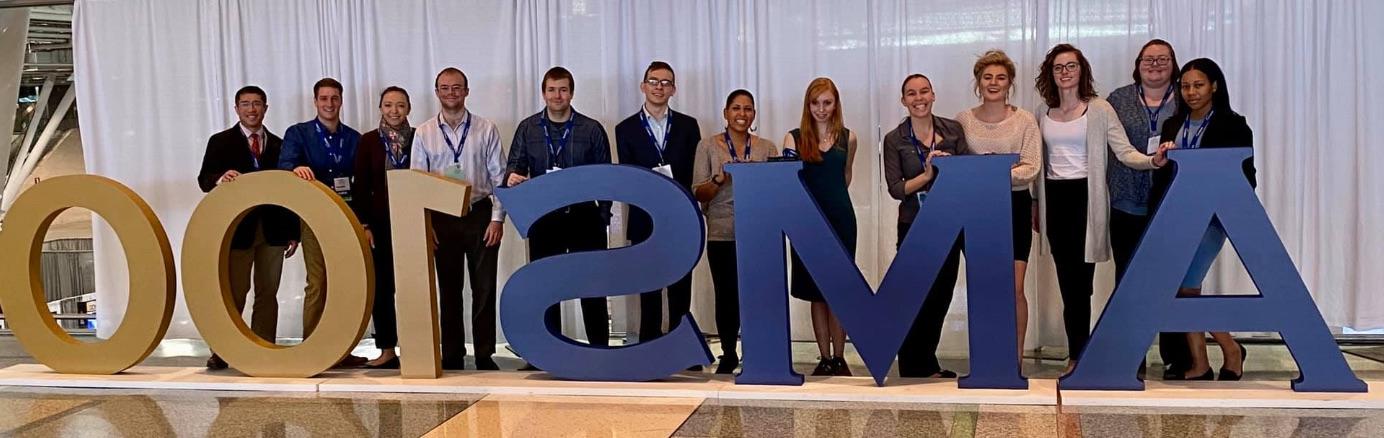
[882,135,908,201]
[781,132,798,156]
[594,125,614,223]
[1102,101,1159,170]
[844,130,858,186]
[1012,113,1042,189]
[485,124,507,223]
[350,135,375,229]
[278,126,302,170]
[691,138,721,203]
[615,123,634,166]
[197,136,226,192]
[505,122,530,186]
[409,131,429,172]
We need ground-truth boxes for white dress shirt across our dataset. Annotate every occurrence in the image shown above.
[410,110,507,222]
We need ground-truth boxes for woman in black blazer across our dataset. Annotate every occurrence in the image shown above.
[1151,58,1254,381]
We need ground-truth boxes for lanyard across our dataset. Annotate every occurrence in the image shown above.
[383,129,409,169]
[1138,85,1175,135]
[639,108,671,164]
[906,117,937,162]
[313,120,346,172]
[439,113,472,164]
[1181,110,1215,150]
[723,131,751,162]
[541,112,574,168]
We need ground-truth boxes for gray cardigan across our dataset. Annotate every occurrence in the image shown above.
[881,116,969,224]
[1106,83,1179,215]
[1034,97,1158,263]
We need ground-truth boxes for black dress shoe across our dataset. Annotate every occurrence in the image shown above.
[441,360,466,371]
[519,363,541,371]
[1218,342,1247,381]
[715,355,739,375]
[206,354,228,371]
[686,365,704,372]
[366,357,400,370]
[475,357,500,371]
[811,357,835,376]
[830,356,852,376]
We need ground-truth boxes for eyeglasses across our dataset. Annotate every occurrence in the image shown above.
[236,101,266,109]
[1139,56,1173,66]
[1052,62,1081,74]
[435,85,467,94]
[644,78,674,88]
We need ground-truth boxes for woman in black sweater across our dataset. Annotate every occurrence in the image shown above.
[1151,58,1254,381]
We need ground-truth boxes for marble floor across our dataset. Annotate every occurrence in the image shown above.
[2,336,1384,437]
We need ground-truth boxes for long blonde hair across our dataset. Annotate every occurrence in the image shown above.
[797,77,844,163]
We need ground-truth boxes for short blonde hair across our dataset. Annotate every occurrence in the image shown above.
[972,50,1016,98]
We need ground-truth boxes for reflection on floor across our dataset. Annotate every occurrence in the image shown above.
[2,336,1384,437]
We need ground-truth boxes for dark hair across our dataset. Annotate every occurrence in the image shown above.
[313,78,343,97]
[1132,39,1178,84]
[725,89,754,109]
[542,66,574,92]
[900,74,930,96]
[234,86,267,104]
[379,86,410,107]
[644,61,675,83]
[434,67,469,89]
[1036,43,1097,108]
[1174,58,1235,117]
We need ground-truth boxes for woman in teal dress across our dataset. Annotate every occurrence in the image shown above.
[783,77,859,376]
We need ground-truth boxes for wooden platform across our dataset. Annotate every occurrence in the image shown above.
[2,364,1379,408]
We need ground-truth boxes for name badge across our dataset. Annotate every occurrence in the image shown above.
[333,177,351,193]
[653,164,673,179]
[1146,137,1160,154]
[444,163,465,181]
[917,192,927,204]
[547,166,563,174]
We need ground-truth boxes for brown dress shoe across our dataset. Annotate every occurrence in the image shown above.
[334,354,369,368]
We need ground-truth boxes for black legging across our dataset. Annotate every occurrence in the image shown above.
[707,241,740,358]
[1044,178,1094,361]
[895,222,962,377]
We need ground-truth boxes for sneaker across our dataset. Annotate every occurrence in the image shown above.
[811,357,836,376]
[830,356,852,376]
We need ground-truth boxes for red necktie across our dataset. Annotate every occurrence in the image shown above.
[249,133,262,159]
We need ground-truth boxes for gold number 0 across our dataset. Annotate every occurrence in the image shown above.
[0,175,175,374]
[182,170,372,377]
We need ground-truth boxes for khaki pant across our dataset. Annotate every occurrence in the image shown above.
[300,223,327,337]
[227,224,284,342]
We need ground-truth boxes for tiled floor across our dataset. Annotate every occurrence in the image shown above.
[2,336,1384,437]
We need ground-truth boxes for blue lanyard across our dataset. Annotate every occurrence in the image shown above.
[439,113,472,164]
[1181,110,1215,150]
[383,129,409,169]
[905,117,937,162]
[313,120,346,172]
[639,108,671,164]
[1138,85,1175,135]
[541,113,574,168]
[723,131,751,162]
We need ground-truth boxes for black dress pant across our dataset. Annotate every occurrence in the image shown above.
[629,213,694,342]
[370,226,399,349]
[432,199,500,363]
[528,204,610,346]
[895,221,962,377]
[706,241,739,357]
[1044,178,1095,361]
[1110,207,1189,373]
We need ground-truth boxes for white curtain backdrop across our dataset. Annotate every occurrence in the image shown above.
[74,0,1384,355]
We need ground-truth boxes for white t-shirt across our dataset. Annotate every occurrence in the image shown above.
[1042,114,1089,180]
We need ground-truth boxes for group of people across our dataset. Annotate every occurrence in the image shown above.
[197,38,1255,381]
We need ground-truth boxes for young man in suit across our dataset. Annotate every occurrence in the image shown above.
[613,62,703,356]
[196,85,300,370]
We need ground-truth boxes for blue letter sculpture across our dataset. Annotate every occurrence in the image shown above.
[495,165,713,381]
[728,156,1025,388]
[1064,149,1366,392]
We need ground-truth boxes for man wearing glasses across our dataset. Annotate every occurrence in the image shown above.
[614,61,703,355]
[196,86,300,370]
[410,68,507,370]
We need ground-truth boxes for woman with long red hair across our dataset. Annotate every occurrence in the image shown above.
[782,77,859,376]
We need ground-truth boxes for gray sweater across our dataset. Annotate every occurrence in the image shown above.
[1106,83,1179,215]
[881,116,969,224]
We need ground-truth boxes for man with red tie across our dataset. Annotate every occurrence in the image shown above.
[196,86,300,370]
